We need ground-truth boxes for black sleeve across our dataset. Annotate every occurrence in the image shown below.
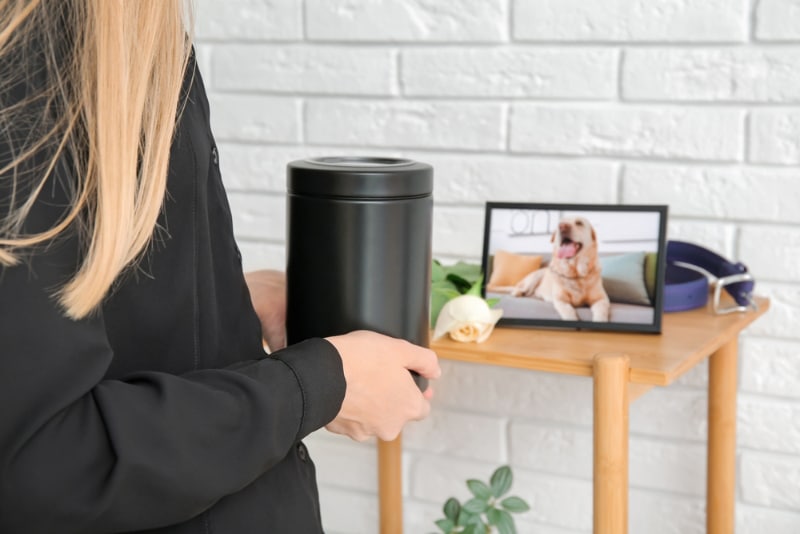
[0,108,346,534]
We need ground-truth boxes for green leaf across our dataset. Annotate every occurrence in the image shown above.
[462,525,478,534]
[462,497,490,515]
[443,498,460,522]
[430,286,461,327]
[466,479,492,500]
[445,273,472,294]
[486,297,500,308]
[487,508,516,534]
[434,518,454,533]
[456,509,475,526]
[467,513,484,525]
[445,261,482,283]
[465,522,490,534]
[486,507,502,525]
[465,275,484,296]
[500,496,530,513]
[432,260,446,283]
[490,466,513,497]
[431,279,459,291]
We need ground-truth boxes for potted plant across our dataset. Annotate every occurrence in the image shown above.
[432,465,530,534]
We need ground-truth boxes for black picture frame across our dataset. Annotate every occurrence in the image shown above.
[481,202,669,334]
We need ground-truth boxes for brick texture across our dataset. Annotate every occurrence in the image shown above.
[402,48,617,98]
[510,105,744,161]
[213,45,395,95]
[195,0,302,40]
[624,49,800,102]
[306,99,506,150]
[512,0,748,42]
[305,0,508,42]
[750,109,800,164]
[756,0,800,41]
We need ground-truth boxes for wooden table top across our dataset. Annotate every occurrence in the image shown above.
[431,296,770,386]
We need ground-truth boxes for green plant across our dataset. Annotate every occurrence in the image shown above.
[431,260,498,327]
[432,466,530,534]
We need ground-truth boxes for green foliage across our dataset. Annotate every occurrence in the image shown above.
[431,466,530,534]
[431,260,498,327]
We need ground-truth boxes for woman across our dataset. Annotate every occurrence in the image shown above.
[0,1,440,532]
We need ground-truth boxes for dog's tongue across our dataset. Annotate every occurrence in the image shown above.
[558,242,579,259]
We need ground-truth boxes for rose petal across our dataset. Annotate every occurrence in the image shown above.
[450,323,480,342]
[448,295,492,320]
[433,295,503,343]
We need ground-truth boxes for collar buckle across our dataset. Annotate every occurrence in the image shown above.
[713,273,758,315]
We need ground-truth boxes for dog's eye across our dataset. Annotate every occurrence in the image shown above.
[575,220,584,226]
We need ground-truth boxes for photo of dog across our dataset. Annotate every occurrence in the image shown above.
[511,217,610,321]
[482,203,667,333]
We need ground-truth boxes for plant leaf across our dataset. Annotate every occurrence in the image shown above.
[445,273,472,294]
[466,479,492,500]
[486,507,502,525]
[443,498,460,522]
[432,260,446,283]
[490,466,513,497]
[467,513,485,527]
[486,297,500,308]
[465,275,484,296]
[430,286,461,327]
[501,496,530,513]
[487,508,516,534]
[432,278,459,290]
[462,516,489,534]
[456,509,475,527]
[462,497,489,515]
[445,261,482,283]
[495,510,517,534]
[434,518,454,533]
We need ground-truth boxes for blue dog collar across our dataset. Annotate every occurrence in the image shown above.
[664,240,757,314]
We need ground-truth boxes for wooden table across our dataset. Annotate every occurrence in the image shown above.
[377,296,769,534]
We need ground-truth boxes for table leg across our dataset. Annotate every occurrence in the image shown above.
[378,435,403,534]
[707,338,738,534]
[593,354,630,534]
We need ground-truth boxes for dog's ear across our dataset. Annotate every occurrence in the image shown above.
[591,228,597,242]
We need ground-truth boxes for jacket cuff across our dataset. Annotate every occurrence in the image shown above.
[272,338,345,441]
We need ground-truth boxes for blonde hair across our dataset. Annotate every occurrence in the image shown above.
[0,0,192,319]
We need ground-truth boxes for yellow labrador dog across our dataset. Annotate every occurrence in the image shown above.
[511,217,610,322]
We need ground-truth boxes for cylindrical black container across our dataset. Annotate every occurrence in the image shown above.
[286,156,433,390]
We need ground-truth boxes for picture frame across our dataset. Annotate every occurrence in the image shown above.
[481,202,669,334]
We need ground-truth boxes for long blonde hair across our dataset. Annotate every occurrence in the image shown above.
[0,0,191,319]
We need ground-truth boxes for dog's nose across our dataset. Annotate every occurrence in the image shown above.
[559,222,570,233]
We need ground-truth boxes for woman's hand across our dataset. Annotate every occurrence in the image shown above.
[244,270,287,351]
[324,330,441,442]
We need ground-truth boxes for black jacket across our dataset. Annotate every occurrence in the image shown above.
[0,52,346,533]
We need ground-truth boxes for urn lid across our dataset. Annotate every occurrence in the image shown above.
[287,156,433,199]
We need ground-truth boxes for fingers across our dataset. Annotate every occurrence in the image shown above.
[414,396,431,421]
[325,330,440,444]
[398,342,441,380]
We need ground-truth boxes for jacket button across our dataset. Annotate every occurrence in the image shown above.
[211,146,219,166]
[297,443,307,461]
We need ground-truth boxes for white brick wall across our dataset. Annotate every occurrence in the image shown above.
[305,0,509,42]
[623,48,800,102]
[510,105,745,160]
[401,48,618,98]
[196,0,799,532]
[512,0,749,42]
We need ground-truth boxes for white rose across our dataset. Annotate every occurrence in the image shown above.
[433,295,503,343]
